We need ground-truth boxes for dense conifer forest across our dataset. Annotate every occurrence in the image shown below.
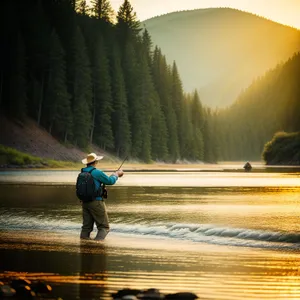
[0,0,218,163]
[1,0,299,164]
[217,52,300,162]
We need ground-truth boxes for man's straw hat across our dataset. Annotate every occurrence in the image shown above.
[81,153,103,165]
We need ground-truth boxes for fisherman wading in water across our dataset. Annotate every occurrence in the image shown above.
[77,153,124,241]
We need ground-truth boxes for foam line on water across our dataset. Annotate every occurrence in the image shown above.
[110,223,300,249]
[1,213,300,250]
[0,212,80,232]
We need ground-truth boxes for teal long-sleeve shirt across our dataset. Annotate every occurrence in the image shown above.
[82,166,118,200]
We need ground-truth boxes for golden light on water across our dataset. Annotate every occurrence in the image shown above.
[2,268,300,299]
[1,171,300,300]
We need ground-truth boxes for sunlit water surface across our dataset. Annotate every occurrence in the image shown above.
[0,170,299,299]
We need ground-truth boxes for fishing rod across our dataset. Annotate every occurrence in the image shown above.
[102,156,128,199]
[116,155,128,171]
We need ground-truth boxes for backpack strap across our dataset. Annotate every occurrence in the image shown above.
[88,167,101,185]
[88,168,103,197]
[88,167,96,174]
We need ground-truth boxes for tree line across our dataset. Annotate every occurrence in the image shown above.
[2,0,298,164]
[216,51,300,162]
[0,0,218,163]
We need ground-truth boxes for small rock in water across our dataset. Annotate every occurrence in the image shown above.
[1,277,201,299]
[112,288,142,299]
[165,292,198,299]
[138,288,164,299]
[0,284,16,297]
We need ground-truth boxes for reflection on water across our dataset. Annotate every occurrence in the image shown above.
[0,170,300,187]
[0,171,300,299]
[1,240,300,299]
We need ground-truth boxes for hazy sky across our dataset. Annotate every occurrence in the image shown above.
[107,0,300,28]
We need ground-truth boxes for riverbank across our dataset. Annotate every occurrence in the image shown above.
[2,116,300,171]
[0,116,120,165]
[1,160,300,174]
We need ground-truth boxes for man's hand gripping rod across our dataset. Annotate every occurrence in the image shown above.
[103,156,127,199]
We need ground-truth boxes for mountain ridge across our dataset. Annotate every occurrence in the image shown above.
[145,7,298,29]
[143,7,300,107]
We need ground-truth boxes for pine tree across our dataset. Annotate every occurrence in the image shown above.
[91,0,114,22]
[122,41,143,158]
[190,90,204,161]
[142,28,153,66]
[8,32,27,120]
[76,0,89,15]
[151,91,169,161]
[152,47,179,162]
[24,0,51,125]
[44,29,72,141]
[117,0,140,30]
[139,38,168,161]
[110,44,131,157]
[203,108,219,162]
[136,49,154,162]
[69,25,92,148]
[180,94,194,160]
[171,61,185,158]
[116,0,141,48]
[90,34,114,150]
[0,0,15,112]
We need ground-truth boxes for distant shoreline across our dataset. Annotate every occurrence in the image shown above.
[1,163,300,173]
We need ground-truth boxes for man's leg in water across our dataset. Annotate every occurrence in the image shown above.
[80,203,94,239]
[89,201,109,240]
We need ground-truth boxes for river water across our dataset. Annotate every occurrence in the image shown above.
[0,169,299,299]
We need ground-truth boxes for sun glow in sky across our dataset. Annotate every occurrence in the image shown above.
[107,0,300,29]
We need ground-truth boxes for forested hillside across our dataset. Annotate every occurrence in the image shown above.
[1,0,299,165]
[144,8,300,107]
[0,0,218,163]
[217,52,300,161]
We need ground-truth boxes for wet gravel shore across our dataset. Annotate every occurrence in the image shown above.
[0,277,199,300]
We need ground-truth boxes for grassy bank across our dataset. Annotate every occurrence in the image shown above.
[0,145,80,169]
[1,144,271,172]
[0,144,212,171]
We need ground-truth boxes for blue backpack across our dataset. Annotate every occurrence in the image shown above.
[76,168,101,202]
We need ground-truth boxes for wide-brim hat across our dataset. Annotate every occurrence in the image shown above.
[81,153,104,164]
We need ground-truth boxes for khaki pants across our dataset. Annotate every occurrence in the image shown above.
[80,200,109,240]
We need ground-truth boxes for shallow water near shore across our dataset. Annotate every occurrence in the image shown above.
[0,169,300,299]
